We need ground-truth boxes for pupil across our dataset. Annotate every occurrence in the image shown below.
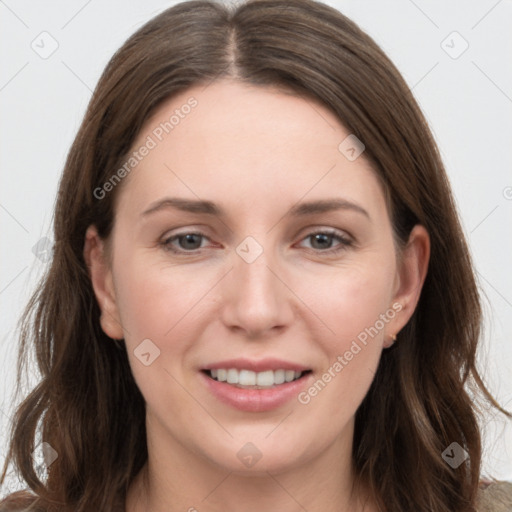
[181,234,201,249]
[313,233,330,249]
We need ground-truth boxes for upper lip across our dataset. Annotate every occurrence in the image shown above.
[202,358,310,373]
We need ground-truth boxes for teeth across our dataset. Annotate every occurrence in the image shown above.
[256,370,274,386]
[227,369,238,384]
[208,368,304,387]
[274,369,285,385]
[285,370,296,382]
[241,369,257,385]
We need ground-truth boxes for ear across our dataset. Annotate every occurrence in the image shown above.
[384,224,430,348]
[83,225,124,340]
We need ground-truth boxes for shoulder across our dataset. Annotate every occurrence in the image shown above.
[476,480,512,512]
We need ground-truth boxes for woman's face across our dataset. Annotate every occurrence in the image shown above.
[86,80,428,474]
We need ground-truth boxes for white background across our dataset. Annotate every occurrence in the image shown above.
[1,0,511,490]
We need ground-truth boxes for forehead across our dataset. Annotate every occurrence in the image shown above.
[116,80,386,222]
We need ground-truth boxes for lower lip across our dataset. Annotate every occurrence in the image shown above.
[200,371,313,412]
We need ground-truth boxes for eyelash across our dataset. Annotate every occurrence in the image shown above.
[159,229,354,256]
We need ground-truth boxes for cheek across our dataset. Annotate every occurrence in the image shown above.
[113,252,208,340]
[316,261,395,345]
[112,259,211,403]
[300,262,394,411]
[114,245,396,353]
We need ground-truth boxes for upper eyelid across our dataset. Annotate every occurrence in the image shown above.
[162,226,352,240]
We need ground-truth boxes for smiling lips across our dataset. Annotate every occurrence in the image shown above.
[201,358,313,411]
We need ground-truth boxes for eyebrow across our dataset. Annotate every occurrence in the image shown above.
[141,197,370,219]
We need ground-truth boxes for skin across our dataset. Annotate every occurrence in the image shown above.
[84,79,430,512]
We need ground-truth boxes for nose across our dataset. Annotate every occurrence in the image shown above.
[221,242,294,339]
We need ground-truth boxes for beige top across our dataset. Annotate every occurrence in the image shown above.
[476,480,512,511]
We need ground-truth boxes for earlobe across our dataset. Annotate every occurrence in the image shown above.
[83,225,124,340]
[386,224,430,344]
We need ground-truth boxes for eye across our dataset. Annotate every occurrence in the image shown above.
[298,229,353,254]
[160,229,353,255]
[161,232,210,253]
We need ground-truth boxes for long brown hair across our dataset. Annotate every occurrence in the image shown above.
[1,1,510,510]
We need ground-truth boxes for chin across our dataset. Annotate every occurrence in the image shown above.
[197,433,311,475]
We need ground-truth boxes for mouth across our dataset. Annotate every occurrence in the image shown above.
[200,358,314,411]
[201,368,313,389]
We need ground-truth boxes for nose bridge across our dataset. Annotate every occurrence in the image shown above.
[222,234,292,336]
[236,244,277,300]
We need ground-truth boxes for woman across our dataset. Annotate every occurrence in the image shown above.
[1,0,511,511]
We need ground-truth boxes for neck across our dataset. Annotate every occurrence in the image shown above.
[126,415,377,512]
